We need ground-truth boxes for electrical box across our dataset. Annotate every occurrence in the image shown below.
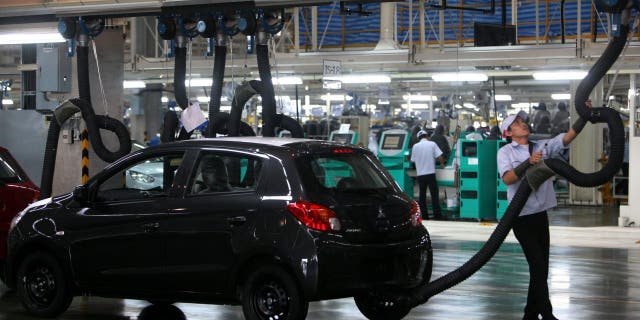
[37,44,71,93]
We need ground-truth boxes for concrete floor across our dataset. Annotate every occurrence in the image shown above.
[1,205,638,320]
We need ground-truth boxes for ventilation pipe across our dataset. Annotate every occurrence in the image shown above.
[256,31,277,137]
[207,33,228,137]
[228,80,261,137]
[229,80,302,137]
[375,2,398,50]
[40,31,131,199]
[391,7,629,310]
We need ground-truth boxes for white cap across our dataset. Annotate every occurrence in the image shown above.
[416,130,428,138]
[499,110,528,138]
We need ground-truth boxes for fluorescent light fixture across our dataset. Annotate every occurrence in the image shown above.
[533,71,587,80]
[551,93,571,100]
[0,32,65,44]
[495,94,512,101]
[256,76,302,85]
[186,78,213,87]
[511,102,531,110]
[378,98,390,105]
[2,99,13,105]
[161,97,169,103]
[609,95,615,100]
[123,80,146,89]
[403,94,437,101]
[197,96,228,103]
[321,94,353,101]
[432,72,488,82]
[324,74,391,84]
[401,103,430,109]
[463,103,478,110]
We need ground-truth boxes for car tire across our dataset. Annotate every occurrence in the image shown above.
[242,265,308,320]
[354,290,412,320]
[16,252,73,318]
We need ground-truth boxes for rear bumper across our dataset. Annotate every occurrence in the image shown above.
[314,234,432,299]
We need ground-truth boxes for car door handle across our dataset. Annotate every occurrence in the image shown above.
[141,222,160,233]
[227,216,247,227]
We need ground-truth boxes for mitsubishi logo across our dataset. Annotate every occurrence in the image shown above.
[377,206,386,219]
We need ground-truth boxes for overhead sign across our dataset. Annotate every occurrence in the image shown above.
[323,59,342,77]
[323,59,342,90]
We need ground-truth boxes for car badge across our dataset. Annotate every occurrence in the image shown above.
[377,206,386,219]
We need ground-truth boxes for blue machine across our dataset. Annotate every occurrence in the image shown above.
[378,129,413,195]
[329,130,358,145]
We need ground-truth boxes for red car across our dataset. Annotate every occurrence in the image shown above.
[0,147,39,278]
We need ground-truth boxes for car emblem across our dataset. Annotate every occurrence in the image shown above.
[377,206,386,219]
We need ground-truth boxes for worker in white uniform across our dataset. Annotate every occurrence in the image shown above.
[497,107,585,320]
[411,130,446,220]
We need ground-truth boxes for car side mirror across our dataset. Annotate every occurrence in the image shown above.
[73,185,88,203]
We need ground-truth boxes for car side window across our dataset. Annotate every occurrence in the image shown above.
[96,153,184,202]
[188,152,261,195]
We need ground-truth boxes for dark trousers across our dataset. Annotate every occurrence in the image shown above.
[512,211,553,317]
[417,173,441,218]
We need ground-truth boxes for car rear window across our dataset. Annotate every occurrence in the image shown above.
[0,150,26,183]
[296,151,394,191]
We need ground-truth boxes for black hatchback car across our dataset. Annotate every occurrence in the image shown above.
[4,137,432,320]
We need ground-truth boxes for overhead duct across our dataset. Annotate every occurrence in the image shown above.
[374,2,398,50]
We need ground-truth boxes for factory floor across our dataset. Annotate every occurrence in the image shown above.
[1,205,638,320]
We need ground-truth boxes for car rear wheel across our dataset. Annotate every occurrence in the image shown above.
[242,265,308,320]
[354,290,412,320]
[16,252,73,318]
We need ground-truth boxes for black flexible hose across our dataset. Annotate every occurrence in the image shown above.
[39,44,132,199]
[39,99,131,199]
[174,47,188,109]
[208,45,227,137]
[228,80,303,138]
[398,21,629,310]
[256,44,277,137]
[229,80,260,137]
[406,181,532,306]
[161,111,179,143]
[39,119,60,199]
[77,46,91,103]
[210,112,256,136]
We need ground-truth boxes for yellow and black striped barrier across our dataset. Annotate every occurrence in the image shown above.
[81,129,89,184]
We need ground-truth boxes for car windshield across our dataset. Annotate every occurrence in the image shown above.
[0,150,26,183]
[296,151,394,192]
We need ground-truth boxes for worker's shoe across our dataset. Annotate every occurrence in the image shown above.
[541,314,558,320]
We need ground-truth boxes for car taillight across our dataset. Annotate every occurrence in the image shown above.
[287,201,341,231]
[410,200,422,227]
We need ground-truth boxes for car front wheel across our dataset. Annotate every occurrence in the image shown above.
[242,265,308,320]
[354,290,412,320]
[16,252,73,318]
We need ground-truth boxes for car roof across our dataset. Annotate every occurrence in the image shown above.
[151,137,339,150]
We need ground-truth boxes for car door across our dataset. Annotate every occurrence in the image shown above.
[66,151,186,293]
[162,150,264,295]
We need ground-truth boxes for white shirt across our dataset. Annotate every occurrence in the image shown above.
[411,139,443,176]
[497,134,567,216]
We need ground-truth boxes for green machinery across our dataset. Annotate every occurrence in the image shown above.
[496,140,509,220]
[329,130,358,145]
[458,138,498,220]
[378,129,413,195]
